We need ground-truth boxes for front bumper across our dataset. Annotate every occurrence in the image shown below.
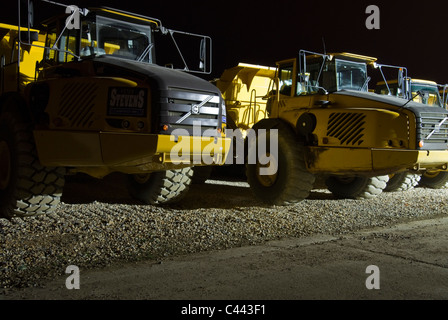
[305,146,448,176]
[34,130,231,175]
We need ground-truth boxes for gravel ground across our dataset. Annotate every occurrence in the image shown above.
[1,171,447,292]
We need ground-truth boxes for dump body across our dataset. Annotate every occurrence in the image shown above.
[215,63,276,132]
[0,23,45,93]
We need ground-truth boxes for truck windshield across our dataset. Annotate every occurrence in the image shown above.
[409,84,441,107]
[80,15,154,63]
[375,82,443,107]
[297,56,368,94]
[335,59,367,91]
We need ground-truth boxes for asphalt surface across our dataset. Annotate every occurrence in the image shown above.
[3,215,447,303]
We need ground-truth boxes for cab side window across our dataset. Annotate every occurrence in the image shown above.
[44,28,57,64]
[44,26,79,64]
[278,64,293,96]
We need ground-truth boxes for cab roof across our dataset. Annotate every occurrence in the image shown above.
[302,52,378,65]
[41,6,161,28]
[376,79,438,86]
[329,52,378,64]
[88,7,161,27]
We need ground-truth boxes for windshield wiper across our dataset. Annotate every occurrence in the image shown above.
[361,76,371,91]
[401,90,424,109]
[137,43,154,62]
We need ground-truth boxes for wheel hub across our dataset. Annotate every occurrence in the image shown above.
[0,140,11,190]
[335,176,356,185]
[424,171,440,179]
[133,173,151,184]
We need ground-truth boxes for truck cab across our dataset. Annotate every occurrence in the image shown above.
[276,52,374,97]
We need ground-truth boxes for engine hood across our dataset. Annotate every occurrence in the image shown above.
[330,90,424,109]
[93,56,220,95]
[331,90,448,151]
[91,57,224,136]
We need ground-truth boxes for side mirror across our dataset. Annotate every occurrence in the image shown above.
[199,38,206,71]
[317,88,329,95]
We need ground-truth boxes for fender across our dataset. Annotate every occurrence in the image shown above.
[252,118,288,131]
[251,118,305,142]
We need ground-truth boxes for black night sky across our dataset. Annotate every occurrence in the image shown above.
[2,0,448,83]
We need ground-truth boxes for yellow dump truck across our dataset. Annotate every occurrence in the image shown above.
[374,77,448,189]
[217,50,448,205]
[0,2,230,218]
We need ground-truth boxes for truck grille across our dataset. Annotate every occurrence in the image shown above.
[58,82,98,129]
[417,111,448,150]
[159,89,222,136]
[327,112,366,146]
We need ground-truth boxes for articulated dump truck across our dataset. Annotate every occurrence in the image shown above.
[375,76,448,190]
[0,2,230,218]
[216,50,448,205]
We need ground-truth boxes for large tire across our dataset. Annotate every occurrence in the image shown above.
[246,124,315,205]
[0,111,65,219]
[128,167,193,205]
[385,172,421,192]
[326,175,389,200]
[419,171,448,189]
